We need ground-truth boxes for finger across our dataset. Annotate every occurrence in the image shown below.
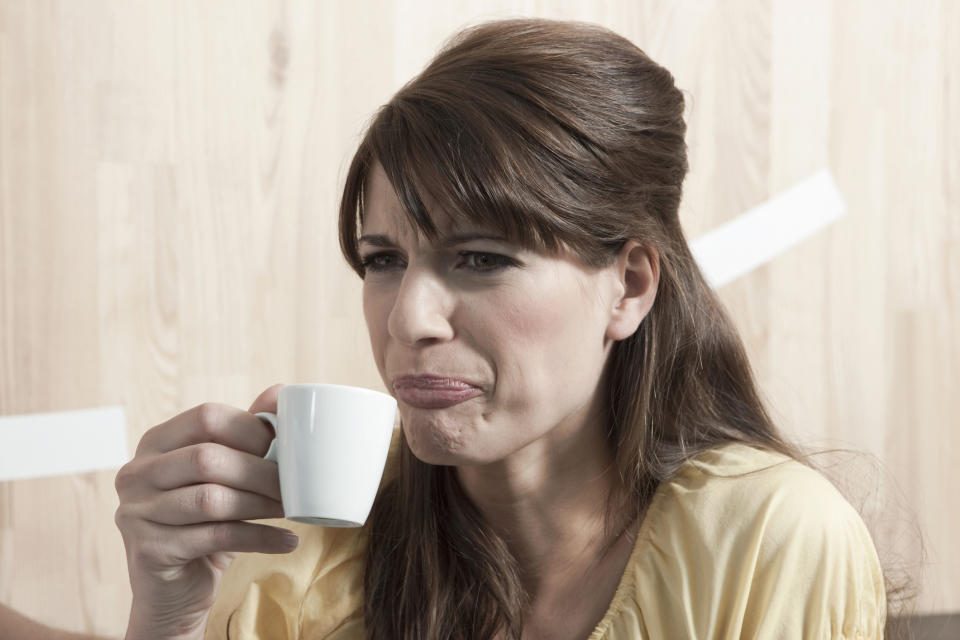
[144,443,282,502]
[248,383,283,416]
[140,483,285,526]
[136,402,275,457]
[143,521,300,565]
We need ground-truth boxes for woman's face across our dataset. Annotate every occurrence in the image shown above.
[360,164,631,467]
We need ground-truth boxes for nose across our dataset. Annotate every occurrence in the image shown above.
[387,266,455,345]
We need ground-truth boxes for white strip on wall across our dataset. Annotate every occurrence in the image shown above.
[0,406,129,482]
[691,168,846,289]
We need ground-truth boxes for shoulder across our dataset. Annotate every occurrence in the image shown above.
[600,442,887,640]
[664,443,880,565]
[204,429,404,640]
[663,442,861,542]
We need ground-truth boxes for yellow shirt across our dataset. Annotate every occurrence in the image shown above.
[205,441,886,639]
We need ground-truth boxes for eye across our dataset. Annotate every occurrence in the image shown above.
[359,252,404,273]
[457,251,514,273]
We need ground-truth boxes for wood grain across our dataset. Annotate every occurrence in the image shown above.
[0,0,955,634]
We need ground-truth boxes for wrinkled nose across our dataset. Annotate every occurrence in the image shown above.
[387,268,454,346]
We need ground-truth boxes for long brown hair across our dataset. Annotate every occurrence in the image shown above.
[338,17,911,639]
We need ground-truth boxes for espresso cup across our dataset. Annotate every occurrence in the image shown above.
[255,383,397,527]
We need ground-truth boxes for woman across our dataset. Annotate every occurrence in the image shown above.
[115,18,888,639]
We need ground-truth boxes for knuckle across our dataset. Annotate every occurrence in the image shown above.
[134,425,158,456]
[195,484,229,519]
[114,464,132,494]
[114,457,146,495]
[114,503,145,541]
[190,443,222,478]
[113,504,130,531]
[130,535,163,568]
[112,510,175,570]
[195,402,223,439]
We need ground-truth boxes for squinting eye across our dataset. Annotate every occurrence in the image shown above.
[457,251,514,272]
[360,252,403,273]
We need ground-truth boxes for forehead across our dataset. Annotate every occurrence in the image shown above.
[361,164,418,235]
[361,162,495,244]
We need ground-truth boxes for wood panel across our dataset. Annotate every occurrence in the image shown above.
[0,0,955,634]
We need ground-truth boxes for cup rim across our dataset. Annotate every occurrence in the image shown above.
[279,382,395,402]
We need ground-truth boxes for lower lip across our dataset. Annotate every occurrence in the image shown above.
[394,386,484,409]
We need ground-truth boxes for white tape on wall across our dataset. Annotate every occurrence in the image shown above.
[691,169,846,288]
[0,406,128,482]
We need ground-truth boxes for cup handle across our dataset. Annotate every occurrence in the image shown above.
[255,412,279,463]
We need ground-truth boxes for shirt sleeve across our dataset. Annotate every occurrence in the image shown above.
[627,445,887,640]
[733,461,888,639]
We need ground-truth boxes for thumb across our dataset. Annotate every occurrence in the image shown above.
[248,383,284,415]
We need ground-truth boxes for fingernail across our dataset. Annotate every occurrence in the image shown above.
[279,532,300,550]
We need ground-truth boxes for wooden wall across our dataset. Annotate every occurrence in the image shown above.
[0,0,956,635]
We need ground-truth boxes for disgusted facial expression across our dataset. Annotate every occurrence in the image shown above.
[359,163,628,467]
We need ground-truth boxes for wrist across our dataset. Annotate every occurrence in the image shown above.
[126,601,208,640]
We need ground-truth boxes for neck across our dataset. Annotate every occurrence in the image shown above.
[454,397,632,597]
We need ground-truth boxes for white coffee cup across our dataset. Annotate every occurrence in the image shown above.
[255,383,397,527]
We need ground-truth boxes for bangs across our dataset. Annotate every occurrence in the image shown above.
[379,97,568,246]
[339,99,593,277]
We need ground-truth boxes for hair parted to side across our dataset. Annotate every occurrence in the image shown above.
[338,17,912,640]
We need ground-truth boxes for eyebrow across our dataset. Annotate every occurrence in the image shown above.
[358,231,509,249]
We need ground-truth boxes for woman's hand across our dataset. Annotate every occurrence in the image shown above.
[114,384,300,640]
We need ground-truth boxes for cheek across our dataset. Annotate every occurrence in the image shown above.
[362,288,391,368]
[508,269,603,348]
[497,296,566,343]
[492,282,600,402]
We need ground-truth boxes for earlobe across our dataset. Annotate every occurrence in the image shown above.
[605,240,659,341]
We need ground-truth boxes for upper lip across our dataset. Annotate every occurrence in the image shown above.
[392,373,482,390]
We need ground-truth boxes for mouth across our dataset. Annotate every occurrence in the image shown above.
[392,374,484,409]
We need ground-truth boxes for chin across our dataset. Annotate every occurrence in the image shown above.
[402,420,467,466]
[398,401,508,466]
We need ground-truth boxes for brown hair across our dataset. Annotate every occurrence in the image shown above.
[338,17,911,639]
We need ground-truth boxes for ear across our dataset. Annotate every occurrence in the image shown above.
[605,240,659,341]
